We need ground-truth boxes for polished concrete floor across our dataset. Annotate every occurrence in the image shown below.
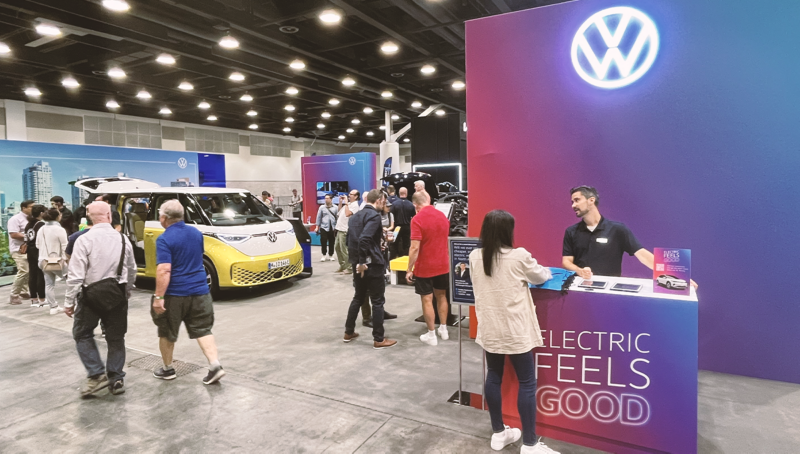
[1,248,799,453]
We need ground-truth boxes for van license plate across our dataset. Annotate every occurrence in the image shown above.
[268,259,290,270]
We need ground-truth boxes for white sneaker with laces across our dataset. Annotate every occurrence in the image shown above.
[520,438,560,454]
[437,325,449,340]
[50,306,64,315]
[320,256,327,262]
[491,425,521,450]
[419,330,438,346]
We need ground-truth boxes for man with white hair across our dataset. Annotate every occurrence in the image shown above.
[65,201,136,397]
[151,199,225,385]
[414,180,430,204]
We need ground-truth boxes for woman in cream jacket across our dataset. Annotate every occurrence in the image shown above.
[36,208,68,315]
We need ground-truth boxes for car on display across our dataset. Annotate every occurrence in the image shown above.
[656,274,688,290]
[74,177,303,297]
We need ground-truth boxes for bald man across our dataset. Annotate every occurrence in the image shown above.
[390,187,416,257]
[414,180,430,204]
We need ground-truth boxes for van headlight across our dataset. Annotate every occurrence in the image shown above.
[206,233,251,244]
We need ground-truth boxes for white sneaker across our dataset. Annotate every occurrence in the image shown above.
[520,438,560,454]
[437,325,449,340]
[419,330,438,346]
[491,425,521,450]
[320,256,327,262]
[50,306,64,315]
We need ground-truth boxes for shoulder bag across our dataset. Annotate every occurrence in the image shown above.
[41,228,65,272]
[80,233,128,313]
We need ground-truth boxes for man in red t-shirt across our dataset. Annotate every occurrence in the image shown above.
[406,192,451,346]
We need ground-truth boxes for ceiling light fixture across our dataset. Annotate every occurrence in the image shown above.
[289,59,306,70]
[24,87,41,97]
[391,114,399,121]
[107,67,126,79]
[198,101,211,109]
[102,0,130,12]
[106,100,120,109]
[435,109,446,116]
[342,77,355,87]
[178,81,193,91]
[240,93,253,102]
[207,115,218,121]
[351,118,360,125]
[61,77,80,89]
[363,107,373,114]
[346,128,354,133]
[403,138,410,143]
[380,41,399,54]
[35,23,61,36]
[156,53,175,65]
[159,107,172,115]
[338,135,345,140]
[366,131,374,136]
[0,42,10,55]
[317,123,325,129]
[321,112,331,119]
[284,104,295,112]
[286,117,295,123]
[379,125,386,130]
[229,72,245,81]
[219,35,239,49]
[285,86,299,95]
[452,80,466,90]
[411,101,422,108]
[283,127,291,133]
[249,123,258,130]
[246,110,257,117]
[381,91,392,98]
[420,64,436,75]
[136,89,152,99]
[319,9,342,24]
[328,98,340,106]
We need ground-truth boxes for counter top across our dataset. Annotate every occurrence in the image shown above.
[565,275,698,302]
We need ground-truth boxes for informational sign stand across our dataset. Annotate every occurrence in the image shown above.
[653,248,691,296]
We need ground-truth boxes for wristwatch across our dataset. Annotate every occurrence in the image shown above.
[154,295,164,300]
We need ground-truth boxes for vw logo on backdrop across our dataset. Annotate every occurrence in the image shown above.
[266,231,278,243]
[177,157,188,169]
[571,7,659,89]
[348,157,356,165]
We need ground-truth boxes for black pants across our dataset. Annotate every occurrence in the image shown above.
[319,228,336,256]
[345,271,385,342]
[394,225,411,257]
[27,253,45,299]
[485,351,538,446]
[73,300,128,383]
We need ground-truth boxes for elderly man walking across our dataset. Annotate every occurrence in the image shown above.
[151,200,225,385]
[65,202,136,397]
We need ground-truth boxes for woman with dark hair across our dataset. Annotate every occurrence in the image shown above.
[36,208,69,315]
[468,210,557,454]
[24,204,47,307]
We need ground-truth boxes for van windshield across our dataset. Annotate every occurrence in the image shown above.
[193,192,282,226]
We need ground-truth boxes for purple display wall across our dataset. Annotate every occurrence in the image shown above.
[466,0,800,383]
[300,152,377,224]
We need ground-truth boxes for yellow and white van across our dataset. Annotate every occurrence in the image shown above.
[74,177,303,296]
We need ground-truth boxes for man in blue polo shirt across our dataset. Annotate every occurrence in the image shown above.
[150,199,225,385]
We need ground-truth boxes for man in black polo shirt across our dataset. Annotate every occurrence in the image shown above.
[562,185,654,279]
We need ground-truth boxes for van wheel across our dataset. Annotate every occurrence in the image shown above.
[203,258,220,300]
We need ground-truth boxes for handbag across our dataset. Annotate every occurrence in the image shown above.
[80,233,128,313]
[41,229,65,272]
[18,242,27,255]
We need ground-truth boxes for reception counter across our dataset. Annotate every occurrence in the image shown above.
[489,276,698,453]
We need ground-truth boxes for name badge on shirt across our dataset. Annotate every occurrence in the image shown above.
[596,238,608,243]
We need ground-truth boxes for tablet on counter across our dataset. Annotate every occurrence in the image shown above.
[611,283,642,293]
[578,280,607,289]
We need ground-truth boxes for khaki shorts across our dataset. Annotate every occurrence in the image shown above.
[150,293,214,342]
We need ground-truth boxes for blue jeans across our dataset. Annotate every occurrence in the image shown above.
[73,300,128,383]
[485,350,538,446]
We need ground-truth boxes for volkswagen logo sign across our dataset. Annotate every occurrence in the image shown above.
[348,157,356,165]
[177,157,188,169]
[266,231,278,243]
[571,7,659,89]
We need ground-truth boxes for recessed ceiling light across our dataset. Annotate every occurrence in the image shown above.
[102,0,130,12]
[452,80,466,90]
[279,26,299,34]
[403,138,410,143]
[106,100,120,109]
[321,112,331,119]
[328,98,340,106]
[283,127,291,133]
[24,87,41,97]
[391,114,399,121]
[317,123,325,129]
[198,101,211,109]
[366,131,374,136]
[155,53,175,65]
[159,107,172,115]
[219,35,239,49]
[284,104,295,111]
[229,72,245,81]
[61,77,80,89]
[381,91,392,98]
[363,107,373,114]
[411,101,422,108]
[420,64,436,75]
[289,59,306,70]
[346,128,354,133]
[136,89,152,99]
[380,41,399,54]
[246,110,257,117]
[285,86,299,95]
[285,117,295,123]
[338,135,345,140]
[435,109,446,116]
[107,67,126,79]
[240,93,253,102]
[379,125,386,130]
[342,77,355,87]
[351,118,360,125]
[319,9,342,24]
[178,81,193,91]
[249,123,258,130]
[35,23,61,36]
[0,42,11,55]
[207,115,218,121]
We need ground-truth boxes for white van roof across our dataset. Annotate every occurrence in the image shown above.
[74,177,246,195]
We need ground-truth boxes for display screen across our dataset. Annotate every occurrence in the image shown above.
[612,283,643,292]
[578,280,607,289]
[316,181,349,204]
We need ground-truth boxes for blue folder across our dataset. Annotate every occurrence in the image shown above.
[529,267,576,291]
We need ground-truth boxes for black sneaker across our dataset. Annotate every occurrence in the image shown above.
[110,380,125,395]
[203,367,226,385]
[153,367,177,380]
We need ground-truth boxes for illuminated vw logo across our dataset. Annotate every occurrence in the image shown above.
[177,157,188,169]
[571,7,659,89]
[348,157,356,165]
[266,231,278,243]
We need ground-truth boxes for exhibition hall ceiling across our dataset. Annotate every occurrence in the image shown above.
[0,0,564,142]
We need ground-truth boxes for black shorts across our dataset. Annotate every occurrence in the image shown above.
[414,273,449,295]
[150,293,214,342]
